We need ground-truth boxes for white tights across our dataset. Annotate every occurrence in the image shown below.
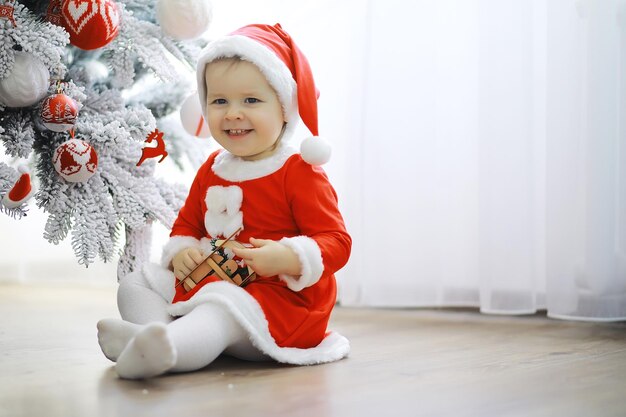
[97,271,267,379]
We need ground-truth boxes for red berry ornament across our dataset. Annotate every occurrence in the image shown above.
[53,139,98,182]
[41,93,79,132]
[61,0,121,50]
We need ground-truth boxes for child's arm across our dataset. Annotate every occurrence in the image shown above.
[235,158,351,292]
[231,238,301,277]
[280,160,351,291]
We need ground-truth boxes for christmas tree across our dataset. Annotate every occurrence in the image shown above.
[0,0,213,278]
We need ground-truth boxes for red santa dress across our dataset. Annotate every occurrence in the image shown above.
[143,142,352,365]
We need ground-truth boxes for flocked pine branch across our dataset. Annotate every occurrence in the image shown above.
[104,6,179,89]
[0,2,68,79]
[0,109,36,158]
[1,0,206,274]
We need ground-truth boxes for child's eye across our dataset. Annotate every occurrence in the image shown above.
[244,97,261,104]
[211,98,227,105]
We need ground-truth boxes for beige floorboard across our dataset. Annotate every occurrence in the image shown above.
[0,283,625,417]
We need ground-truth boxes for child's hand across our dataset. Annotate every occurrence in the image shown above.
[172,247,204,280]
[232,238,301,278]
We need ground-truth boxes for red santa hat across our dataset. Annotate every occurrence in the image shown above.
[2,165,34,209]
[196,23,331,165]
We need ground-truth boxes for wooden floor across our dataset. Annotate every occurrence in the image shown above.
[1,284,625,417]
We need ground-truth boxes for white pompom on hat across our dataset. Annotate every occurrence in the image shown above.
[1,165,34,209]
[196,23,331,165]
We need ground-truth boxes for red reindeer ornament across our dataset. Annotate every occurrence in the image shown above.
[137,129,168,167]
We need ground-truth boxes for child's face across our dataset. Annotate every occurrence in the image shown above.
[204,59,286,161]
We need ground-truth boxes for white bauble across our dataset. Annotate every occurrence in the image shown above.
[156,0,212,40]
[53,139,98,183]
[180,92,211,138]
[0,52,50,108]
[81,60,110,83]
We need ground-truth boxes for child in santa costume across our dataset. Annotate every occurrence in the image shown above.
[97,23,352,379]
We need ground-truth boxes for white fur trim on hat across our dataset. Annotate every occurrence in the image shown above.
[278,235,324,291]
[196,35,298,128]
[300,136,331,166]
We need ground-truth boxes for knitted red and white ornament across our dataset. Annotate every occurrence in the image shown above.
[1,166,34,209]
[61,0,121,50]
[0,51,50,108]
[196,23,331,165]
[0,0,17,27]
[156,0,212,41]
[53,138,98,182]
[180,92,210,138]
[46,0,64,26]
[41,93,79,132]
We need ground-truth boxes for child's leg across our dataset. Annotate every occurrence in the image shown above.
[117,270,173,324]
[168,303,244,372]
[98,270,172,362]
[115,303,256,379]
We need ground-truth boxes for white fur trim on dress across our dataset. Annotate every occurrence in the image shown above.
[204,185,243,238]
[135,263,349,365]
[212,142,299,182]
[142,263,176,302]
[196,35,298,130]
[278,236,324,292]
[161,235,201,268]
[167,280,350,365]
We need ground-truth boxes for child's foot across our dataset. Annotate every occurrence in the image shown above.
[115,323,177,379]
[97,318,141,362]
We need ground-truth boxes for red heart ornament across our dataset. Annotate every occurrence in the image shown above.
[61,0,120,50]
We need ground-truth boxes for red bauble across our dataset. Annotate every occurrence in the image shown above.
[53,139,98,183]
[61,0,121,50]
[41,93,79,132]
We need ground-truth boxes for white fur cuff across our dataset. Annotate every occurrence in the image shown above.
[278,236,324,292]
[161,235,201,269]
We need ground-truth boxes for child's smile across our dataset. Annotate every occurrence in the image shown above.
[226,129,253,138]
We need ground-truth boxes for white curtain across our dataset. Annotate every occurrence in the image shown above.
[329,0,626,321]
[1,0,624,321]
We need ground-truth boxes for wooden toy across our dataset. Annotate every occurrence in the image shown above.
[176,228,257,292]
